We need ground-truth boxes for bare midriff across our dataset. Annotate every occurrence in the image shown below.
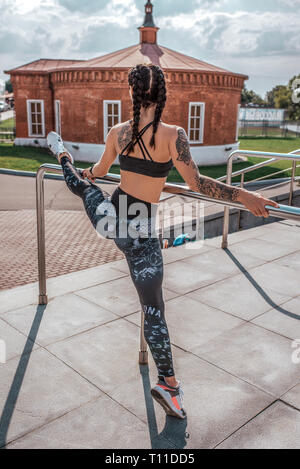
[119,170,168,204]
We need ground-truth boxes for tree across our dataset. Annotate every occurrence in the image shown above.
[266,74,300,120]
[5,79,13,93]
[287,74,300,120]
[241,85,266,106]
[266,85,286,107]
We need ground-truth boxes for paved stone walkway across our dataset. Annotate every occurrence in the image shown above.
[0,220,299,449]
[0,209,124,290]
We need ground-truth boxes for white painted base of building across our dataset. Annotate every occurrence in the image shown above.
[14,138,240,166]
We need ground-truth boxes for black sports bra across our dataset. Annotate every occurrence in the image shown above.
[119,121,173,178]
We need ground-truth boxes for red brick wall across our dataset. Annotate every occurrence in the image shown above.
[12,70,243,145]
[11,74,54,139]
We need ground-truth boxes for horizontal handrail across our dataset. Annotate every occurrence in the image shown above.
[222,149,300,248]
[244,164,300,184]
[37,162,300,304]
[218,148,300,183]
[37,163,299,216]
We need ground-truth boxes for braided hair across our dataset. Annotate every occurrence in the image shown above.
[127,63,167,152]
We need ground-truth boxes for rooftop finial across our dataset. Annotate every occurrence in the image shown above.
[139,0,159,44]
[143,0,156,28]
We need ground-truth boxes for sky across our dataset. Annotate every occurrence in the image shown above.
[0,0,299,98]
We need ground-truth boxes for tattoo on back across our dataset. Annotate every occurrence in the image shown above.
[118,123,132,153]
[176,128,192,166]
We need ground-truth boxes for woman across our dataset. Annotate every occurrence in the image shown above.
[47,63,278,420]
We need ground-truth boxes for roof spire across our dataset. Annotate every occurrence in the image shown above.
[138,0,159,44]
[143,0,156,28]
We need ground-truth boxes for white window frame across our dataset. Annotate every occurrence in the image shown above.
[236,103,241,141]
[26,99,45,138]
[103,100,121,141]
[188,102,205,144]
[55,100,61,135]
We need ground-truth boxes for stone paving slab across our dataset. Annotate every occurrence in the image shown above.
[273,250,300,273]
[181,247,266,278]
[243,262,300,298]
[1,293,118,347]
[282,384,300,410]
[252,297,300,340]
[204,219,299,248]
[188,273,291,321]
[75,277,180,318]
[216,401,300,449]
[0,263,128,314]
[46,319,145,394]
[258,219,300,232]
[256,227,300,247]
[163,248,264,296]
[0,318,39,361]
[195,322,299,396]
[228,237,299,262]
[0,348,102,447]
[6,395,170,450]
[0,283,38,315]
[127,295,244,352]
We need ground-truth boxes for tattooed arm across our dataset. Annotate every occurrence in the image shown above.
[169,127,279,217]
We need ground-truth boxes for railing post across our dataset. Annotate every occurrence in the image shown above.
[289,160,297,206]
[236,172,245,231]
[36,167,48,305]
[139,308,148,364]
[221,154,234,249]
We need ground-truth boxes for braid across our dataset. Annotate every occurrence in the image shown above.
[127,63,167,152]
[149,66,166,149]
[127,66,150,154]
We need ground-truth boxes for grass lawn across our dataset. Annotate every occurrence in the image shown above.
[1,137,300,183]
[0,118,15,130]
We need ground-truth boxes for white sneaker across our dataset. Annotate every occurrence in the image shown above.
[47,131,74,163]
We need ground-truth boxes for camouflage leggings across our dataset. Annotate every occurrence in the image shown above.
[60,157,175,378]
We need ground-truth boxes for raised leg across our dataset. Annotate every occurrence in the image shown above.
[60,156,110,229]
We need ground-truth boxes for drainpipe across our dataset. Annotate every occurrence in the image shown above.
[49,73,55,132]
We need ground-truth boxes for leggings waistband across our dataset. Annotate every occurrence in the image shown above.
[110,186,157,218]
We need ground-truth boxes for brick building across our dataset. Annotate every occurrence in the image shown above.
[6,1,248,165]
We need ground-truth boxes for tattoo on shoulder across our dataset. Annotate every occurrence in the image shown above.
[118,123,132,152]
[176,128,192,166]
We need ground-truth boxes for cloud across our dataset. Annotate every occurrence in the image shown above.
[1,0,300,97]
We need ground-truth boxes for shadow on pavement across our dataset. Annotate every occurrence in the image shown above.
[0,304,46,448]
[225,249,299,320]
[139,364,188,449]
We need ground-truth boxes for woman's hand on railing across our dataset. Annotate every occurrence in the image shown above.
[81,167,96,182]
[237,189,279,217]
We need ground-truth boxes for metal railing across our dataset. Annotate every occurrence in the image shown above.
[36,162,300,364]
[221,149,300,248]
